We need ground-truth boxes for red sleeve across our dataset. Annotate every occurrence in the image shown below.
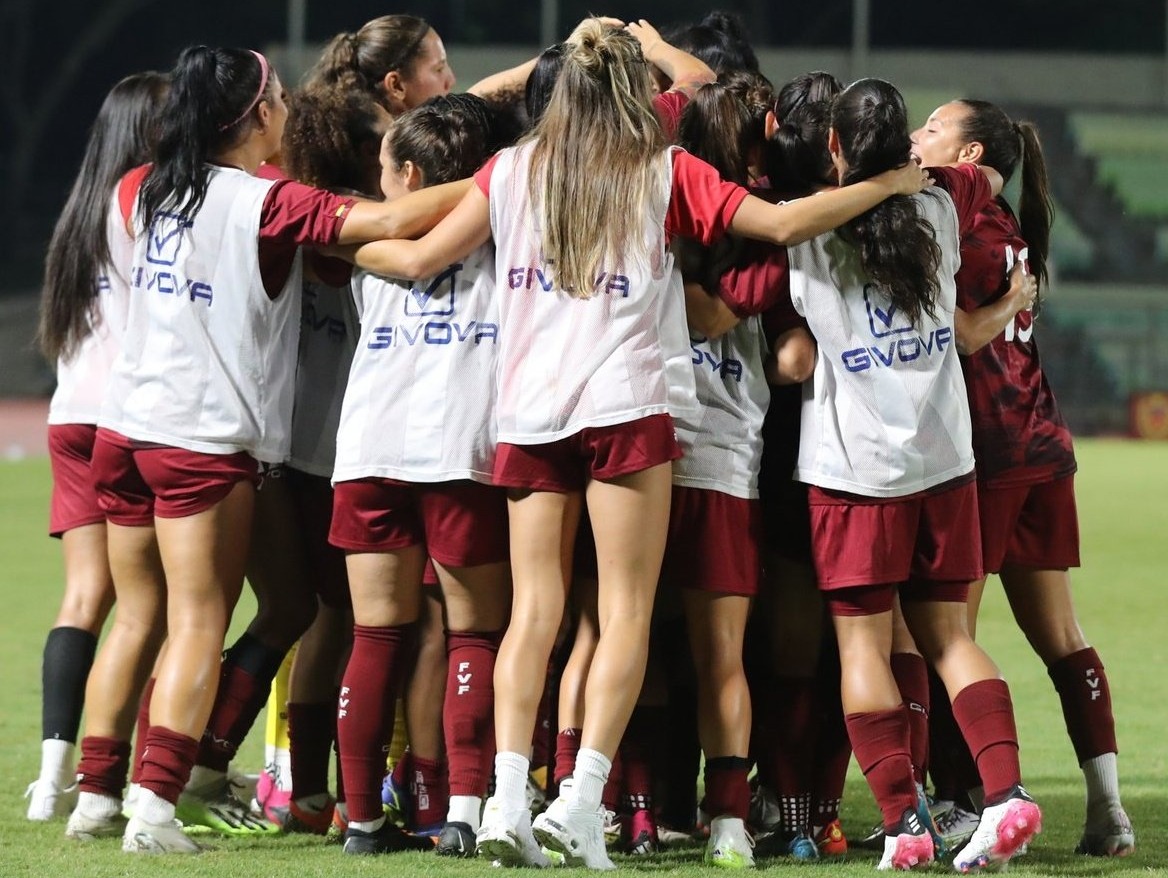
[653,90,689,141]
[117,165,150,226]
[258,180,358,248]
[474,153,500,197]
[715,241,789,319]
[666,150,750,245]
[927,164,991,237]
[307,252,354,287]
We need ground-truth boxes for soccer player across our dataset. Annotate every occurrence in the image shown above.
[32,70,168,826]
[911,98,1135,858]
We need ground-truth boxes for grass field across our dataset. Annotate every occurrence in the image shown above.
[0,439,1164,876]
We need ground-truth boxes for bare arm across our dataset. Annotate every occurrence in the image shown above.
[954,262,1036,355]
[764,327,817,386]
[626,19,715,93]
[728,162,931,246]
[335,179,473,244]
[467,57,539,102]
[347,185,492,280]
[684,281,740,339]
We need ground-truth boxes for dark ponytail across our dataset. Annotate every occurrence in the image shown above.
[138,46,271,231]
[38,71,169,362]
[765,100,835,196]
[663,10,759,76]
[305,15,431,110]
[955,100,1054,304]
[833,79,941,329]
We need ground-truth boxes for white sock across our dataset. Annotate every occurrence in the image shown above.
[1083,753,1122,818]
[493,752,530,808]
[350,814,386,833]
[447,795,482,832]
[77,790,121,819]
[136,788,176,825]
[570,748,611,812]
[40,738,76,785]
[185,765,226,793]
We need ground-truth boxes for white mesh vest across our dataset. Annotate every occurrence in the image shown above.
[287,279,359,477]
[48,192,134,426]
[790,188,974,497]
[333,243,498,484]
[487,142,696,444]
[101,166,301,462]
[674,317,770,499]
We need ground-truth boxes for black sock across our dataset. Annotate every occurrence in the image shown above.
[42,626,97,741]
[223,631,286,681]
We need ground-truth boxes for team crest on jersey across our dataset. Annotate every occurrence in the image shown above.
[405,264,462,317]
[146,212,191,266]
[863,284,914,339]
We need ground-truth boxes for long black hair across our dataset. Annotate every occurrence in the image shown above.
[663,11,759,76]
[832,79,942,328]
[955,99,1054,302]
[38,71,169,362]
[138,46,274,232]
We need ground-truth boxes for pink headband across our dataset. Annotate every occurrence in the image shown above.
[219,50,270,131]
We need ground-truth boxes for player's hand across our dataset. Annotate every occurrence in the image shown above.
[880,160,933,196]
[625,19,663,61]
[1006,261,1038,312]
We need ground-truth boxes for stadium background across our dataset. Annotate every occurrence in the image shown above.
[1,0,1166,438]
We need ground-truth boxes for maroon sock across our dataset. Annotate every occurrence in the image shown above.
[130,677,155,785]
[288,701,335,799]
[555,728,582,789]
[951,680,1021,804]
[77,735,131,797]
[197,638,283,773]
[444,630,500,797]
[138,726,200,805]
[890,653,930,786]
[767,675,818,803]
[1048,647,1118,764]
[337,624,414,822]
[703,756,751,821]
[410,754,448,830]
[619,706,659,814]
[845,707,917,832]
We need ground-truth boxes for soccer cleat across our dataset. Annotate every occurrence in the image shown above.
[915,785,946,858]
[342,818,435,855]
[747,785,782,834]
[934,803,980,853]
[952,786,1041,873]
[176,778,281,836]
[704,815,756,869]
[26,777,79,821]
[436,821,476,857]
[532,792,616,870]
[526,769,549,814]
[476,796,551,867]
[656,822,698,848]
[877,807,934,871]
[381,770,410,826]
[325,803,348,844]
[122,813,202,854]
[254,767,292,825]
[1075,807,1135,857]
[65,804,128,841]
[814,819,848,856]
[274,798,336,835]
[625,808,658,855]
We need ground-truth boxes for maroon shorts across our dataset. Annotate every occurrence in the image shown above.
[660,486,761,596]
[284,467,351,608]
[808,478,983,590]
[329,477,509,568]
[48,423,104,537]
[978,476,1080,573]
[91,428,260,526]
[493,414,681,493]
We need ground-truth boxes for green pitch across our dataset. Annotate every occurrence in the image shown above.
[0,439,1164,875]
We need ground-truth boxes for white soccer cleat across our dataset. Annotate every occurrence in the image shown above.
[532,793,616,870]
[704,816,756,869]
[1075,806,1135,857]
[65,795,128,841]
[122,813,202,854]
[26,776,79,821]
[476,796,550,867]
[952,787,1041,873]
[876,808,934,871]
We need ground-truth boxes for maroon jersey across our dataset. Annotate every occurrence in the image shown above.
[954,198,1076,487]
